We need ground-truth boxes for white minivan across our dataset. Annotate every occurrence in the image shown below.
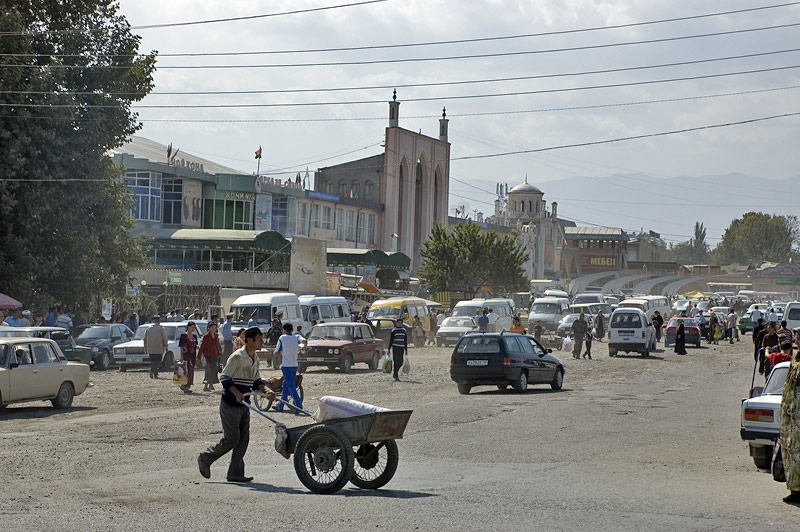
[229,292,303,332]
[451,298,515,332]
[608,308,657,357]
[298,295,352,329]
[784,301,800,330]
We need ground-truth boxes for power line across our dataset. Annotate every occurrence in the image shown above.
[453,112,800,161]
[2,2,796,54]
[6,48,799,97]
[4,86,798,123]
[5,65,799,109]
[0,1,387,36]
[2,21,799,69]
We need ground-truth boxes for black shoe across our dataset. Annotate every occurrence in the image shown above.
[783,492,800,504]
[227,476,253,483]
[197,456,211,479]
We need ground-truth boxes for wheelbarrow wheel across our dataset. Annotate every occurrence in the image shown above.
[293,425,354,494]
[254,385,304,412]
[350,439,399,490]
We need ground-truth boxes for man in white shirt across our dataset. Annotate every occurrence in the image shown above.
[750,305,762,325]
[19,310,31,327]
[689,304,699,318]
[726,310,738,344]
[486,308,499,333]
[274,323,306,412]
[767,308,779,327]
[436,311,446,327]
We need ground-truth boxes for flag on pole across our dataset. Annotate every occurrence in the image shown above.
[295,172,301,185]
[303,167,309,189]
[455,209,461,215]
[255,146,262,159]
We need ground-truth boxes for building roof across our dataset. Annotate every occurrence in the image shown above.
[508,182,543,194]
[110,136,248,176]
[564,226,628,240]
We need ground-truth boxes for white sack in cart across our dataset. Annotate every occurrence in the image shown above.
[314,396,389,422]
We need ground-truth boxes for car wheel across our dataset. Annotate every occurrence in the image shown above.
[609,349,617,357]
[550,369,564,390]
[752,446,772,469]
[161,352,174,372]
[52,382,74,409]
[512,371,528,393]
[0,390,5,409]
[340,353,353,373]
[368,351,380,370]
[457,382,471,395]
[119,365,127,372]
[95,349,111,371]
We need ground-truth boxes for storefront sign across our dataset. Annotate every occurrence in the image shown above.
[225,191,255,201]
[254,193,272,231]
[181,179,202,227]
[307,190,340,202]
[168,157,205,173]
[581,254,617,269]
[255,175,304,193]
[326,272,341,296]
[776,278,800,286]
[167,272,182,285]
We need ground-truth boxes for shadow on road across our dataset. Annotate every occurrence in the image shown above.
[339,488,437,499]
[225,482,307,495]
[0,405,96,419]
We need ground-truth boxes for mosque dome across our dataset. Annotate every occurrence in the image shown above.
[508,182,542,194]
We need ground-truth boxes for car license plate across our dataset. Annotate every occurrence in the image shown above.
[448,336,459,341]
[308,357,325,362]
[619,331,634,336]
[466,359,488,366]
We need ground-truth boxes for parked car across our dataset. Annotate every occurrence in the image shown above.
[0,327,93,366]
[0,337,91,409]
[113,321,208,372]
[528,297,570,333]
[450,332,564,395]
[436,316,477,347]
[740,361,788,469]
[738,310,754,335]
[663,317,702,348]
[556,313,595,339]
[785,301,800,330]
[608,308,656,357]
[299,322,384,373]
[73,323,135,370]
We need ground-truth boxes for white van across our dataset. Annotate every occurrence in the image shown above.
[640,295,672,319]
[572,293,605,306]
[528,297,571,333]
[229,292,303,332]
[298,295,352,329]
[451,298,515,332]
[608,308,656,357]
[544,289,570,300]
[617,297,649,314]
[784,301,800,330]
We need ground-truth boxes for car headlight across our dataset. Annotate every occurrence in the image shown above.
[114,348,123,354]
[328,348,333,354]
[334,348,340,354]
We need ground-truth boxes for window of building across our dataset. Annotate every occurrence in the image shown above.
[124,171,162,222]
[295,202,308,236]
[271,198,288,234]
[356,211,366,243]
[367,213,376,245]
[310,204,320,230]
[322,205,332,230]
[338,180,346,196]
[364,181,374,200]
[335,208,345,240]
[162,178,183,225]
[351,181,360,199]
[326,181,335,194]
[345,210,355,241]
[203,199,253,230]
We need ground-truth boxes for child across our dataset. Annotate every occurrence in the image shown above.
[583,331,593,359]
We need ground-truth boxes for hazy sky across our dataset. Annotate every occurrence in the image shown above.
[116,0,800,244]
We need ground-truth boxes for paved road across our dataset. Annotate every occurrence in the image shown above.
[1,338,797,531]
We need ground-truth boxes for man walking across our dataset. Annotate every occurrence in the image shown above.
[726,309,738,344]
[221,312,234,365]
[144,315,168,379]
[570,312,589,360]
[389,318,408,381]
[198,327,270,483]
[652,311,664,344]
[476,309,490,333]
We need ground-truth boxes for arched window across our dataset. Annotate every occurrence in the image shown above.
[351,180,360,199]
[326,180,335,194]
[338,180,346,196]
[364,180,374,200]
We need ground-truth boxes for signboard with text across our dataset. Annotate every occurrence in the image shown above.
[581,254,617,270]
[181,179,202,227]
[254,193,272,231]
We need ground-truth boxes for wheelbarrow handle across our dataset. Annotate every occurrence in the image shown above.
[242,392,280,424]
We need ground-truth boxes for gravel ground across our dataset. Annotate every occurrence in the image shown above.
[1,335,797,531]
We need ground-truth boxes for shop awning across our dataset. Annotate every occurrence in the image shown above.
[326,248,410,271]
[146,228,292,254]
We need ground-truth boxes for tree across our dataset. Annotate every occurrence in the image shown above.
[713,212,799,266]
[668,222,711,265]
[0,1,156,309]
[417,222,528,297]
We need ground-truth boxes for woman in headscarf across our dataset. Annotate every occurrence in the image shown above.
[674,321,687,355]
[779,335,800,503]
[198,322,220,392]
[178,321,199,394]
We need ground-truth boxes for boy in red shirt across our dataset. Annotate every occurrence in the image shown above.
[765,341,793,376]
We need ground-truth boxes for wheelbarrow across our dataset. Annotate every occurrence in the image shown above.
[243,392,412,494]
[250,374,304,412]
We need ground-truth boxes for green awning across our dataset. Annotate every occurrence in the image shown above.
[149,228,291,254]
[326,248,410,270]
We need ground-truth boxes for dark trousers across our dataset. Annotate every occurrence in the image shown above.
[199,401,250,479]
[392,346,405,378]
[183,354,196,387]
[222,340,233,365]
[148,353,162,376]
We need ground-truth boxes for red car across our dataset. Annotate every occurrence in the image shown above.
[664,317,702,348]
[298,322,384,373]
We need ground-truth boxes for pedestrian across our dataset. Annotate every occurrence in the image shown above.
[476,309,489,333]
[726,309,738,344]
[4,309,22,327]
[247,310,259,328]
[273,322,305,412]
[436,310,446,328]
[778,334,800,503]
[124,313,138,333]
[198,322,221,392]
[428,312,437,346]
[764,341,793,377]
[768,308,779,328]
[583,330,593,359]
[510,316,525,333]
[55,307,73,330]
[33,313,44,327]
[778,320,794,345]
[753,318,766,361]
[144,315,168,379]
[751,305,763,325]
[178,321,199,394]
[595,311,605,342]
[221,312,234,365]
[533,320,543,343]
[45,307,56,327]
[696,311,707,341]
[486,308,499,333]
[759,324,780,375]
[412,316,425,346]
[690,304,699,318]
[266,320,282,346]
[389,318,408,381]
[197,326,271,483]
[19,310,31,327]
[674,321,687,355]
[652,311,663,344]
[570,312,588,360]
[233,328,246,351]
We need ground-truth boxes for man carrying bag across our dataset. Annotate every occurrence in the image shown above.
[144,315,168,379]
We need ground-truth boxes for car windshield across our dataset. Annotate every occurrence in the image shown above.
[764,366,789,394]
[442,317,473,328]
[367,306,401,319]
[611,313,643,328]
[75,326,110,339]
[231,305,272,325]
[455,336,500,354]
[451,305,483,318]
[573,295,599,305]
[309,325,352,340]
[133,325,150,340]
[531,303,559,313]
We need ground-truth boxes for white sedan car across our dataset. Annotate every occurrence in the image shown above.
[436,317,477,347]
[740,361,788,469]
[0,337,91,409]
[113,321,209,372]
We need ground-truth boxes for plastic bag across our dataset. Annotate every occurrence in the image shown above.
[562,336,572,352]
[313,396,389,422]
[382,354,393,374]
[172,361,188,385]
[402,354,410,375]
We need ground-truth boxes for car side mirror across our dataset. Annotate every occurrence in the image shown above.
[547,348,552,353]
[750,386,764,398]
